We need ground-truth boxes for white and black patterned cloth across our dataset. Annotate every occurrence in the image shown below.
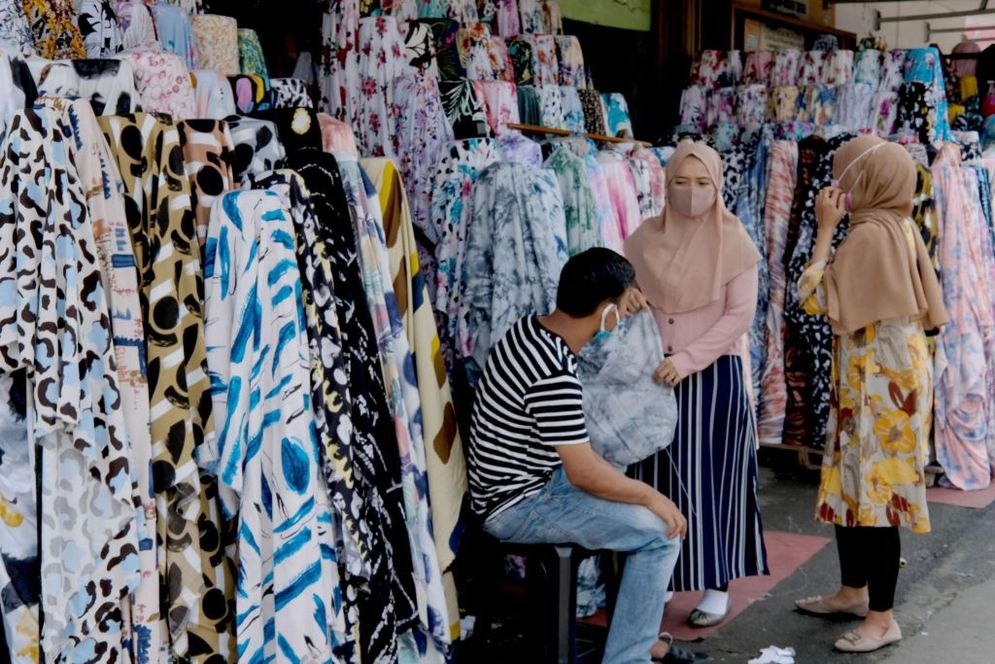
[77,0,124,57]
[270,77,313,109]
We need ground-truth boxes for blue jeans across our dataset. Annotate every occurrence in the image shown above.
[484,467,681,663]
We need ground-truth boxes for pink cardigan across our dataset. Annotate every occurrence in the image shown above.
[650,266,759,379]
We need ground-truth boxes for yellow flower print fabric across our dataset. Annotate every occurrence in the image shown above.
[799,219,932,534]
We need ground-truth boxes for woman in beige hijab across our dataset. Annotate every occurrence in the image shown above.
[624,140,768,628]
[794,136,947,654]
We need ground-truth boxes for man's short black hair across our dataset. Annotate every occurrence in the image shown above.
[556,248,636,317]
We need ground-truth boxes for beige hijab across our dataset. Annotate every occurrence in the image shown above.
[824,136,948,333]
[624,141,761,313]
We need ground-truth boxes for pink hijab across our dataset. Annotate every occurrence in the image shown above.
[624,140,761,313]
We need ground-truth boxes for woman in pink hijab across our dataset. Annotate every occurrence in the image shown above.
[625,140,769,627]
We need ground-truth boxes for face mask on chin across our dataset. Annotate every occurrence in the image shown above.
[669,185,716,218]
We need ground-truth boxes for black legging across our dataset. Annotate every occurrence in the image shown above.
[835,525,901,612]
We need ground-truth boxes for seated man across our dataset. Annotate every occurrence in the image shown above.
[467,248,701,664]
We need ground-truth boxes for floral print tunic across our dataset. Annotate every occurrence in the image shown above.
[799,221,932,534]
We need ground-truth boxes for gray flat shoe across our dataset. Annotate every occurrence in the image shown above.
[688,608,728,628]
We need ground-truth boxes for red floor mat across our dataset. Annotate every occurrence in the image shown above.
[927,483,995,509]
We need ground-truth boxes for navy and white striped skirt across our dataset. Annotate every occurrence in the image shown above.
[632,355,769,591]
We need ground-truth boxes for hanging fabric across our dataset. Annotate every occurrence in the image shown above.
[114,0,157,51]
[756,140,798,447]
[489,35,515,82]
[473,79,520,135]
[251,107,322,155]
[526,34,558,86]
[22,0,85,58]
[439,78,490,139]
[602,92,633,137]
[544,144,600,256]
[506,35,534,85]
[404,19,440,78]
[555,35,585,88]
[0,101,138,663]
[537,83,565,129]
[496,131,542,165]
[228,73,272,114]
[319,112,361,157]
[0,0,35,55]
[178,118,237,249]
[193,68,237,119]
[579,88,606,135]
[560,85,585,132]
[458,22,496,80]
[419,17,465,81]
[271,77,313,109]
[596,149,642,239]
[238,28,269,84]
[288,150,419,664]
[355,15,412,157]
[225,114,287,181]
[29,58,139,116]
[320,0,361,121]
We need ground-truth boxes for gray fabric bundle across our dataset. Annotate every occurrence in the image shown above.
[577,310,677,469]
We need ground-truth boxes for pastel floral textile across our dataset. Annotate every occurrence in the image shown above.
[555,35,585,87]
[526,34,558,86]
[474,79,520,135]
[120,51,197,121]
[191,14,239,76]
[0,0,34,54]
[321,0,361,122]
[238,28,269,85]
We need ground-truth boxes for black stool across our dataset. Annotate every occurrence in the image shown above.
[472,537,620,664]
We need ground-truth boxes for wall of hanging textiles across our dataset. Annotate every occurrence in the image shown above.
[676,45,995,494]
[0,0,673,659]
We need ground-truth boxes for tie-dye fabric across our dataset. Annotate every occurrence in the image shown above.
[153,3,199,69]
[628,147,666,220]
[288,151,419,664]
[560,85,585,133]
[743,51,773,85]
[473,79,520,136]
[178,119,237,249]
[518,0,542,34]
[29,57,138,116]
[0,103,138,662]
[822,49,853,86]
[771,85,801,123]
[120,51,197,121]
[526,34,558,86]
[21,0,85,58]
[458,22,496,80]
[459,161,566,371]
[63,99,164,663]
[881,49,907,91]
[495,131,542,166]
[545,144,600,256]
[932,146,994,489]
[191,14,239,76]
[597,149,642,237]
[679,85,708,132]
[853,49,881,87]
[77,0,123,57]
[771,49,801,87]
[835,82,876,131]
[203,189,346,663]
[757,140,797,446]
[252,107,322,155]
[555,35,585,87]
[798,50,825,86]
[602,92,633,138]
[736,84,768,132]
[706,87,736,130]
[99,112,237,661]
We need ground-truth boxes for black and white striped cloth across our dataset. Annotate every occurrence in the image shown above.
[467,315,589,519]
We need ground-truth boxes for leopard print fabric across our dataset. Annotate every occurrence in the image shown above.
[98,113,236,662]
[0,103,139,661]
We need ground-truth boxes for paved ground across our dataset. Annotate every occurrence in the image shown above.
[699,458,995,663]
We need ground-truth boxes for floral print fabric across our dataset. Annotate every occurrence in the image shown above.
[271,77,314,109]
[904,47,952,142]
[526,34,558,86]
[496,131,542,166]
[560,85,585,132]
[77,0,123,58]
[744,50,773,85]
[473,79,520,135]
[22,0,85,58]
[800,234,932,533]
[771,49,801,87]
[537,83,565,129]
[321,0,361,122]
[602,92,633,137]
[440,78,489,138]
[0,102,139,662]
[555,35,585,87]
[355,15,410,157]
[192,14,240,77]
[579,88,607,135]
[459,161,566,370]
[458,22,496,80]
[507,36,534,85]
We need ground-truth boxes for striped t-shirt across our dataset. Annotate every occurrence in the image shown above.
[467,315,589,519]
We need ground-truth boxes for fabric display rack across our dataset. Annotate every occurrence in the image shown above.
[0,0,671,661]
[674,43,995,497]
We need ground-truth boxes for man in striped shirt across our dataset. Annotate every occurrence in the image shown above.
[468,249,698,664]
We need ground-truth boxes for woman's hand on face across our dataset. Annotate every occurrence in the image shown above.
[618,287,650,318]
[653,358,682,387]
[816,186,847,234]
